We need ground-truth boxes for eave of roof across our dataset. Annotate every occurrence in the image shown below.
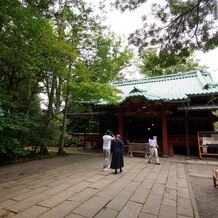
[177,104,218,111]
[112,70,218,103]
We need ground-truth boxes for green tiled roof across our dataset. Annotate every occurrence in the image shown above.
[112,70,218,103]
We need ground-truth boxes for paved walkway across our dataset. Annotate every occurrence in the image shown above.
[0,151,217,218]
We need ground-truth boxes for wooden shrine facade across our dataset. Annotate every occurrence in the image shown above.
[68,71,218,157]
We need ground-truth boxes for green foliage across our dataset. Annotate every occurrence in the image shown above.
[64,135,81,147]
[113,0,218,55]
[140,48,202,76]
[28,114,62,149]
[0,0,133,159]
[85,34,133,82]
[0,111,32,159]
[0,108,61,160]
[0,0,62,159]
[0,138,24,160]
[67,80,121,105]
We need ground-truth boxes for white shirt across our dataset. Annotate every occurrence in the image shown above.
[102,135,114,150]
[148,138,158,148]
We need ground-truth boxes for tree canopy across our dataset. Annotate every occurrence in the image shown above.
[0,0,133,159]
[113,0,218,57]
[140,48,201,76]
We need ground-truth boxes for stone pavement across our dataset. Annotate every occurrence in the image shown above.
[0,152,217,218]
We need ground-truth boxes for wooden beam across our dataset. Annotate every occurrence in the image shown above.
[162,110,169,157]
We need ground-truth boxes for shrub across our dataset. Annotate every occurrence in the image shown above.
[64,135,81,147]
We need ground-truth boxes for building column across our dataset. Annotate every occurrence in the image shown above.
[162,110,169,157]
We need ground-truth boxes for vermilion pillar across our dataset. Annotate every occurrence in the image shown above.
[162,110,169,156]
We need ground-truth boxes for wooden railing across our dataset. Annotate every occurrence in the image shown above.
[168,135,198,156]
[168,135,198,147]
[71,133,199,155]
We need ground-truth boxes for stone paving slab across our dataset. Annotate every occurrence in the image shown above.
[0,153,217,218]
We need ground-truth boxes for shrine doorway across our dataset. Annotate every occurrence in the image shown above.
[124,116,162,142]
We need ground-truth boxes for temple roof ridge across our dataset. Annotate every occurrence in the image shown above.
[110,70,218,102]
[112,70,213,87]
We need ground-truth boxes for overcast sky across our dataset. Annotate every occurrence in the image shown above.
[86,0,218,82]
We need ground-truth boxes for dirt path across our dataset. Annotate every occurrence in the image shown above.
[0,149,101,183]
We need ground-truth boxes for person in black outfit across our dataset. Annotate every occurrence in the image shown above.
[110,134,124,174]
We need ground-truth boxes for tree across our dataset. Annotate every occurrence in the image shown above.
[140,48,201,76]
[0,0,133,159]
[0,0,59,159]
[56,32,132,154]
[113,0,218,56]
[85,33,133,82]
[46,0,133,154]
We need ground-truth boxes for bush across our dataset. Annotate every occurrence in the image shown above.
[64,135,82,147]
[0,139,25,160]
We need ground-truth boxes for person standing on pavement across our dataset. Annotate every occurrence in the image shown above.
[110,134,125,174]
[148,136,160,165]
[102,130,115,170]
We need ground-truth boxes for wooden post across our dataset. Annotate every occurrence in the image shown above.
[162,110,169,157]
[185,101,190,157]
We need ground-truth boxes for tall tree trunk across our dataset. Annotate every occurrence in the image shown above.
[40,75,57,155]
[47,75,56,119]
[57,89,69,155]
[55,76,62,114]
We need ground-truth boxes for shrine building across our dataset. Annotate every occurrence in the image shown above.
[69,70,218,156]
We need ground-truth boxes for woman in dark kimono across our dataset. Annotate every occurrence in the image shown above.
[110,134,124,174]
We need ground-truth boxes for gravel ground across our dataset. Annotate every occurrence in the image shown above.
[0,150,217,218]
[189,176,218,218]
[186,164,218,218]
